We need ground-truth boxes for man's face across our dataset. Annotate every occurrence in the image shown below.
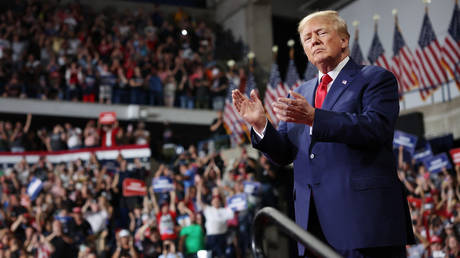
[430,242,442,251]
[300,17,348,69]
[120,236,129,247]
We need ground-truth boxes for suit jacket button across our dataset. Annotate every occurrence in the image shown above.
[310,153,315,159]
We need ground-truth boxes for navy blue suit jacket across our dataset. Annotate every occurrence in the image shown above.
[252,59,415,253]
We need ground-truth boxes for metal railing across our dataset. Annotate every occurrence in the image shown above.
[251,207,342,258]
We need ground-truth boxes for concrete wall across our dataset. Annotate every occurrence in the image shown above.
[215,0,273,71]
[0,98,216,125]
[401,96,460,139]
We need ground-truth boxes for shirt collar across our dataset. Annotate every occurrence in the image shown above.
[317,56,350,83]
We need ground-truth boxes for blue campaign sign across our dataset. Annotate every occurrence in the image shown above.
[393,130,418,154]
[152,176,174,193]
[227,193,248,211]
[423,153,452,173]
[100,160,119,173]
[413,143,433,162]
[27,177,43,201]
[243,181,261,195]
[55,215,73,224]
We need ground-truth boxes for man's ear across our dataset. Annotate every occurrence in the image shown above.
[341,36,349,49]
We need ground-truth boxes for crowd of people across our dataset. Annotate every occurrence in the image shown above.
[0,114,151,153]
[0,0,245,110]
[0,118,280,257]
[2,1,460,257]
[398,146,460,258]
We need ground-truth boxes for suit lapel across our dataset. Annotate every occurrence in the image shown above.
[321,59,361,111]
[299,79,317,106]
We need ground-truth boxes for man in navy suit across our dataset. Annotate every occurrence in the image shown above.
[232,10,414,257]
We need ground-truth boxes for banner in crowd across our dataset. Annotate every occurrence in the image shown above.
[152,176,174,193]
[227,193,248,211]
[99,111,117,125]
[27,177,43,201]
[0,145,151,170]
[413,143,433,162]
[393,130,418,154]
[450,148,460,166]
[423,153,452,173]
[123,178,147,197]
[243,181,261,195]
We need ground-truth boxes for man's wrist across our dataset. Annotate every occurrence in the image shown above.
[253,119,267,135]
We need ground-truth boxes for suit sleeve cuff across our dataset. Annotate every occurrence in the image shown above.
[252,119,268,139]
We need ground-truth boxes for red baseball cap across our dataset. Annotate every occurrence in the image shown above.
[430,235,442,244]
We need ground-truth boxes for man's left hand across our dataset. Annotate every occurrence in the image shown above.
[272,91,315,126]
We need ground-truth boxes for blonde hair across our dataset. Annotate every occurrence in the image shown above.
[298,10,350,39]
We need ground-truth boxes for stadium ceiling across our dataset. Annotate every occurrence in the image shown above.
[271,0,357,19]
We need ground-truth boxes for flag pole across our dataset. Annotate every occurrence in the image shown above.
[373,14,379,33]
[392,9,406,110]
[446,0,457,102]
[272,45,278,63]
[288,39,295,61]
[423,0,437,104]
[352,20,359,44]
[248,51,255,74]
[287,39,296,89]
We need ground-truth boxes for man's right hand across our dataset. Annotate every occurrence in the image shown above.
[232,89,267,133]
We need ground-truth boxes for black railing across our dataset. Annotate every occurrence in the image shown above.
[251,207,342,258]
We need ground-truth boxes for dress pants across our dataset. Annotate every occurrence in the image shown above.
[303,192,406,258]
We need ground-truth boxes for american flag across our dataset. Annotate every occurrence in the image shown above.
[391,22,420,98]
[264,63,289,128]
[285,59,301,89]
[414,12,448,100]
[367,30,391,71]
[303,61,318,81]
[223,76,248,145]
[246,70,257,96]
[351,36,365,65]
[441,2,460,91]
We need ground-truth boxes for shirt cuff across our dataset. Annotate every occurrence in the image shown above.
[253,119,268,139]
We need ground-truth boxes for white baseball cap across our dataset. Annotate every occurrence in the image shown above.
[118,229,130,238]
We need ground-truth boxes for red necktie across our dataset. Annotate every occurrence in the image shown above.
[315,74,332,108]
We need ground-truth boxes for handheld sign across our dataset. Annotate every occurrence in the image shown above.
[413,143,433,163]
[100,160,119,174]
[152,176,174,193]
[450,148,460,166]
[393,130,418,154]
[99,111,117,125]
[227,193,248,211]
[27,178,43,201]
[243,181,261,195]
[423,153,452,173]
[123,178,147,197]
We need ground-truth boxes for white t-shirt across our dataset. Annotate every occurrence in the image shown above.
[203,206,234,235]
[85,210,108,233]
[67,129,82,148]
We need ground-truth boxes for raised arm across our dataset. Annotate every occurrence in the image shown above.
[196,180,206,209]
[169,189,176,213]
[24,113,32,133]
[154,164,165,178]
[151,187,160,215]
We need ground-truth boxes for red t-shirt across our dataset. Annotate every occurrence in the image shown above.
[99,127,119,148]
[156,210,177,240]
